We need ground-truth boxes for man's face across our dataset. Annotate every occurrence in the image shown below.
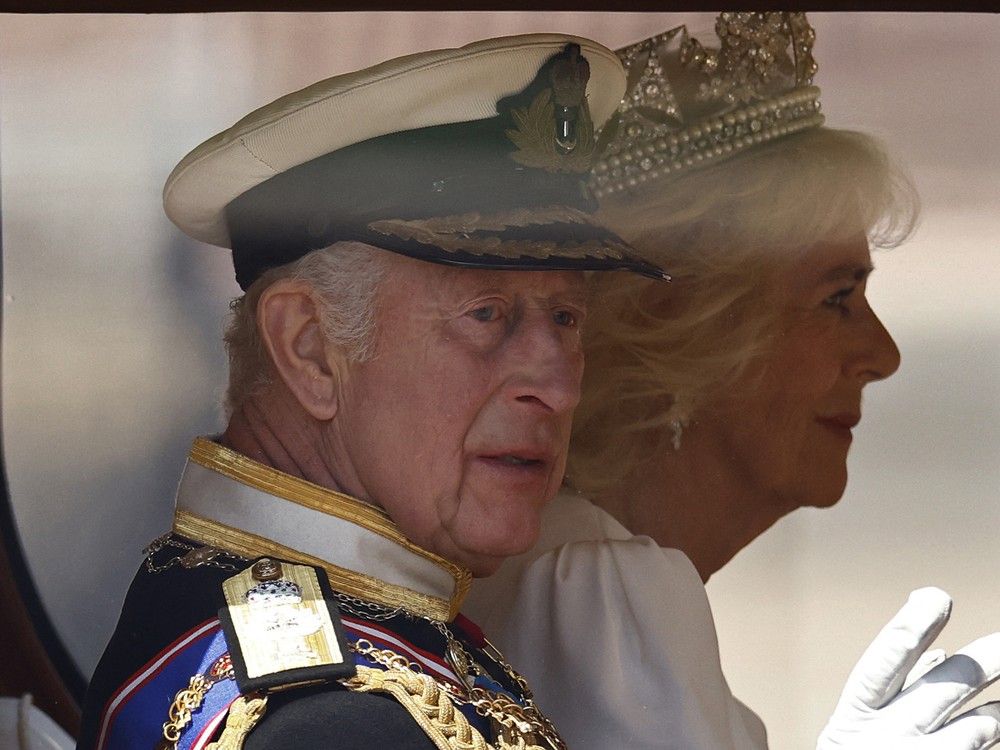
[325,253,588,576]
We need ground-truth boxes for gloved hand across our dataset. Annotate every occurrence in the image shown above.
[818,587,1000,750]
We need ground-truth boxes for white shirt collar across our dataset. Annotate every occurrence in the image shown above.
[172,437,471,621]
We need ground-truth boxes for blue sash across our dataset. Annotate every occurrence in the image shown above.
[98,620,239,750]
[99,616,523,749]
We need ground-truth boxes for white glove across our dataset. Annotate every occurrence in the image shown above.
[818,587,1000,750]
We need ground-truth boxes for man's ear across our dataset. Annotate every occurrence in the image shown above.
[257,279,340,421]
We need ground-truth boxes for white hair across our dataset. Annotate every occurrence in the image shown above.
[567,127,920,495]
[223,241,388,415]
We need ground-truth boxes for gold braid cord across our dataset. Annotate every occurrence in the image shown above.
[205,695,268,750]
[343,666,544,750]
[367,206,630,263]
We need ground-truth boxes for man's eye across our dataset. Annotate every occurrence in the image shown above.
[469,305,499,322]
[552,309,578,327]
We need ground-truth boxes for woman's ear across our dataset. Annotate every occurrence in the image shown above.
[256,279,339,421]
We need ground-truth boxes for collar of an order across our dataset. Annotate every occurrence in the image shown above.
[172,437,472,622]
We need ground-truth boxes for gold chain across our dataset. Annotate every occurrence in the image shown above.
[157,656,236,749]
[349,638,564,750]
[429,625,564,750]
[158,674,214,747]
[352,638,425,674]
[144,532,246,575]
[334,582,556,743]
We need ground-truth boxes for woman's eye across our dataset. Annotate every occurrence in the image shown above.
[468,305,499,322]
[823,287,856,311]
[552,309,578,327]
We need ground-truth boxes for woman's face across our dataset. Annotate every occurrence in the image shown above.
[698,235,901,513]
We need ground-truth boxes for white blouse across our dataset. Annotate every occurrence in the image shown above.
[464,489,767,750]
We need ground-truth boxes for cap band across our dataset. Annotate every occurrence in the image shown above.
[224,116,597,288]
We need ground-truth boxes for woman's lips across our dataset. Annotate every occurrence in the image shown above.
[815,413,860,439]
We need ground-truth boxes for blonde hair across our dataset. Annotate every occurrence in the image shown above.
[224,241,387,415]
[567,128,919,495]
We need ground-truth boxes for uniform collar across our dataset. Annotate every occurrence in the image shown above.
[172,437,471,622]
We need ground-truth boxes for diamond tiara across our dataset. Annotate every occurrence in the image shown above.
[590,12,824,199]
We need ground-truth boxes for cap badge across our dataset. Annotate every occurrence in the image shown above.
[506,45,596,173]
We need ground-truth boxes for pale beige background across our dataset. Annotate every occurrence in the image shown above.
[1,12,997,748]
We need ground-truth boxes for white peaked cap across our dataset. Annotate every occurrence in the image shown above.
[164,34,627,250]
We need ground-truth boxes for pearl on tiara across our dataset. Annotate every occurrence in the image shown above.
[590,12,825,198]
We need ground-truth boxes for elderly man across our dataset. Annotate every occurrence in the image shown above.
[76,35,664,750]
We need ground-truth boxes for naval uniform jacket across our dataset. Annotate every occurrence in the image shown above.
[78,438,536,750]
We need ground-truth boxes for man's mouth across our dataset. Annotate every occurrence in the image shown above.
[477,449,551,471]
[494,454,543,467]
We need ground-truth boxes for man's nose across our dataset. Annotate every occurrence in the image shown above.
[504,315,583,415]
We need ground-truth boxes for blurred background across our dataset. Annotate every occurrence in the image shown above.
[1,12,997,748]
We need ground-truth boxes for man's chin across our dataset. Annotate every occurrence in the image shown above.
[468,554,508,578]
[455,529,540,576]
[449,518,542,576]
